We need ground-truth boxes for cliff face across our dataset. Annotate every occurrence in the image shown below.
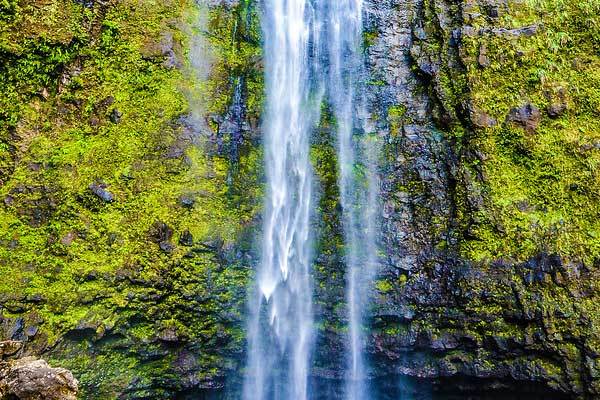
[363,0,600,398]
[1,0,599,398]
[0,0,262,396]
[368,0,600,398]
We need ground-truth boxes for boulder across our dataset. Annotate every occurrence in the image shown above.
[0,356,78,400]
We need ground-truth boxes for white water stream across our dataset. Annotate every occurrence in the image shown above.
[244,1,378,398]
[243,1,320,399]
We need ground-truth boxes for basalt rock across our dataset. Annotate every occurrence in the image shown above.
[546,87,569,118]
[109,108,122,124]
[88,182,114,202]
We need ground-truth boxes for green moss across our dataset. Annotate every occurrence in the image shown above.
[311,103,346,337]
[202,0,263,118]
[363,29,378,49]
[0,0,262,396]
[387,104,408,137]
[457,0,600,265]
[375,280,393,293]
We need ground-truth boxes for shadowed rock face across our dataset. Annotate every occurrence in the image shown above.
[350,0,600,398]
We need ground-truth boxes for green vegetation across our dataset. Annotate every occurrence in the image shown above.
[2,0,600,396]
[0,0,262,395]
[454,1,600,393]
[460,0,600,265]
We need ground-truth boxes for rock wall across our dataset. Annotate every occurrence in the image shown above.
[0,0,261,397]
[362,0,600,398]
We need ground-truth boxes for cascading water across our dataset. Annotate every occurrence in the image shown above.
[327,1,379,399]
[244,0,378,398]
[243,0,321,399]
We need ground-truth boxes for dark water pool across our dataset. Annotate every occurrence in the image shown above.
[175,376,571,400]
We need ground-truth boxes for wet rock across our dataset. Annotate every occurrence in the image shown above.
[157,328,180,343]
[165,117,202,159]
[431,334,459,351]
[159,241,175,253]
[179,230,194,247]
[0,357,78,400]
[109,108,122,124]
[547,103,567,118]
[470,107,497,128]
[60,232,77,246]
[4,303,26,314]
[25,326,38,338]
[411,49,438,76]
[57,59,82,93]
[8,185,58,227]
[478,44,490,68]
[516,200,534,212]
[3,196,14,207]
[507,103,542,133]
[0,341,22,359]
[89,182,114,202]
[142,31,181,69]
[513,24,539,37]
[546,87,568,118]
[150,221,174,243]
[521,253,563,285]
[98,96,115,109]
[8,318,24,341]
[491,24,540,38]
[150,221,176,252]
[179,194,195,208]
[27,163,42,172]
[485,6,499,18]
[162,34,180,69]
[73,0,93,8]
[206,0,239,7]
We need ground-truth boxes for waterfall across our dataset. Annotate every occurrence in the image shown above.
[244,0,378,398]
[326,1,379,399]
[243,0,321,399]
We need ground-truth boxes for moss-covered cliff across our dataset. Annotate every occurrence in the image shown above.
[0,0,262,396]
[1,0,600,398]
[369,0,600,398]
